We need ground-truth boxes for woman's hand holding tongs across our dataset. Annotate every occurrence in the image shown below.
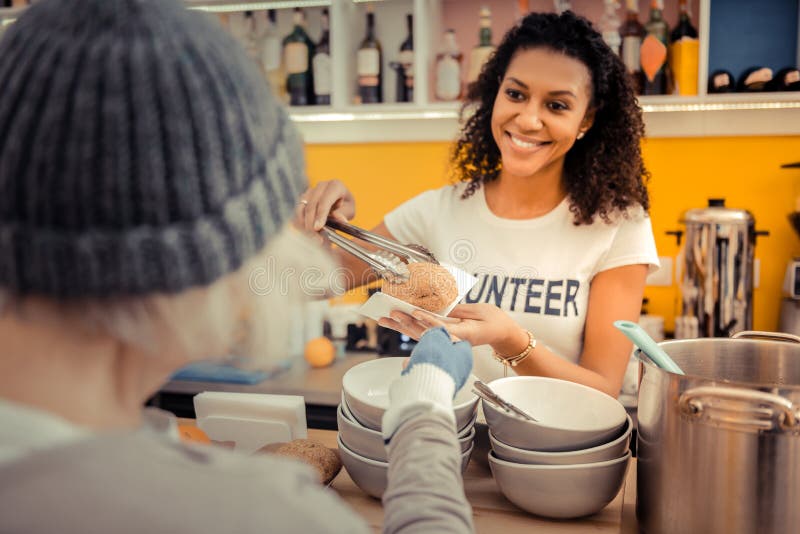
[295,179,356,235]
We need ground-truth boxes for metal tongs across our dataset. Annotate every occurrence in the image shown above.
[472,380,538,422]
[322,218,438,282]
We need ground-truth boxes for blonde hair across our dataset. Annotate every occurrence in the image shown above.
[0,226,340,369]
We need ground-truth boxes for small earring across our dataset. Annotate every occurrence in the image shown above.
[576,132,585,140]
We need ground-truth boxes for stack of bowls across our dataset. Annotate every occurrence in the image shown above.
[484,376,632,519]
[338,358,479,498]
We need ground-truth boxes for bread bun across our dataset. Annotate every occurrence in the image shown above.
[382,262,458,313]
[269,439,342,485]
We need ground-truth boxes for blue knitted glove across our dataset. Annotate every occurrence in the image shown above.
[382,327,473,440]
[403,327,473,395]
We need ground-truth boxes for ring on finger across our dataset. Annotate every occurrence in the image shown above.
[299,199,309,206]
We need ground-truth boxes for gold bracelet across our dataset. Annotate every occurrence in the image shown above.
[492,330,537,368]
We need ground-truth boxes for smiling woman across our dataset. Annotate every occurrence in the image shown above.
[298,11,658,398]
[455,11,649,226]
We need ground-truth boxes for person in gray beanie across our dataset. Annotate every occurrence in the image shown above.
[0,1,474,533]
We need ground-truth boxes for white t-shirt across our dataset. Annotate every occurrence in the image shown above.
[384,183,659,381]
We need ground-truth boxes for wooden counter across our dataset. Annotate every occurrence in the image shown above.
[309,428,639,534]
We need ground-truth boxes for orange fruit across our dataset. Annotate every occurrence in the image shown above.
[304,336,337,368]
[177,425,211,444]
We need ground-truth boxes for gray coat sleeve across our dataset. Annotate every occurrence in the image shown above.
[381,411,474,534]
[0,431,374,534]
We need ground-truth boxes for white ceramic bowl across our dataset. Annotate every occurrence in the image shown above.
[338,435,474,499]
[489,450,631,519]
[483,377,627,451]
[336,405,475,462]
[340,391,477,438]
[458,412,478,437]
[338,403,476,462]
[342,358,479,431]
[457,426,476,453]
[337,435,389,499]
[489,414,632,465]
[337,404,386,462]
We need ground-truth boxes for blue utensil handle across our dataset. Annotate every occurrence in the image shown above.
[614,320,685,375]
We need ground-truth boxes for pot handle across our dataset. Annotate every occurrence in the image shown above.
[679,386,800,433]
[731,331,800,344]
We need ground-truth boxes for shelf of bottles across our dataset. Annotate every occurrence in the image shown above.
[197,0,800,140]
[2,0,800,141]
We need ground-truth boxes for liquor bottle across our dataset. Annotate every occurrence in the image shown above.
[261,10,288,104]
[767,67,800,91]
[396,13,414,102]
[517,0,529,20]
[0,0,8,36]
[313,8,332,105]
[619,0,645,94]
[669,0,699,95]
[357,5,382,104]
[737,67,773,92]
[435,29,463,101]
[599,0,622,57]
[707,69,735,93]
[641,0,670,95]
[553,0,572,14]
[467,6,495,85]
[283,8,316,106]
[227,11,252,52]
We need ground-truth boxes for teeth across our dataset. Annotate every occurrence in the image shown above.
[510,134,538,149]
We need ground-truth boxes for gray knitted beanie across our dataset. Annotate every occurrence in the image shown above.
[0,0,307,298]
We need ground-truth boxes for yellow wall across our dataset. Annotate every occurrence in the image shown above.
[306,136,800,332]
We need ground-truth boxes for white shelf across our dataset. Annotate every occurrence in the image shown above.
[5,1,800,143]
[289,94,800,143]
[187,1,333,11]
[290,103,463,142]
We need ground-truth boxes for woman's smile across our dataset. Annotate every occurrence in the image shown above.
[505,131,552,152]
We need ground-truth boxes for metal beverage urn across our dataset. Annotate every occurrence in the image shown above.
[779,162,800,335]
[671,198,768,338]
[779,210,800,335]
[779,256,800,335]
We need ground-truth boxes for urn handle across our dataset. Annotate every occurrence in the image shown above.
[731,331,800,344]
[679,386,800,434]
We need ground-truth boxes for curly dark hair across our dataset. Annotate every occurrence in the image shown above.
[452,10,650,225]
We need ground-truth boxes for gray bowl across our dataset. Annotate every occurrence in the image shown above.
[458,411,479,436]
[344,390,477,437]
[337,404,386,462]
[484,376,627,451]
[338,402,476,462]
[490,415,632,465]
[489,450,630,519]
[338,435,474,499]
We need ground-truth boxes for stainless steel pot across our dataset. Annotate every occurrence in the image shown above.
[636,332,800,534]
